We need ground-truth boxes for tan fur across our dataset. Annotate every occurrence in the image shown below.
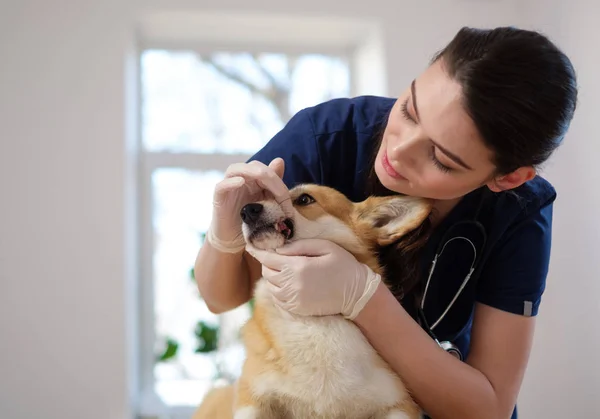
[194,184,432,419]
[191,385,234,419]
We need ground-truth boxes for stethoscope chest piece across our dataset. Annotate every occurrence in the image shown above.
[439,340,463,361]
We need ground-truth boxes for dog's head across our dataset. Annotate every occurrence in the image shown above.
[240,184,432,270]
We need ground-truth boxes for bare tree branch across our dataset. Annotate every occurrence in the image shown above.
[251,53,283,91]
[202,56,275,101]
[196,53,297,123]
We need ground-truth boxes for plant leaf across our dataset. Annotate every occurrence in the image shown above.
[157,337,179,362]
[195,321,219,353]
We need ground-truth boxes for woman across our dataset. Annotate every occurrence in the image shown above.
[195,26,578,419]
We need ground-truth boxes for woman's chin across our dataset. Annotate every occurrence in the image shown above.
[374,161,408,194]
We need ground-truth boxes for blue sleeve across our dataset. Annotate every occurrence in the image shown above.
[476,201,554,317]
[246,108,322,189]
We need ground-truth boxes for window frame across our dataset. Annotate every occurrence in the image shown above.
[133,13,385,417]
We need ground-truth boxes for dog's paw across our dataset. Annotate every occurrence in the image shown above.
[234,406,258,419]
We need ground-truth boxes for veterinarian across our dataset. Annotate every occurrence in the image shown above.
[195,26,578,419]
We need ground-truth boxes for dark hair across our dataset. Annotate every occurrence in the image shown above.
[431,26,578,175]
[364,26,578,313]
[376,215,433,316]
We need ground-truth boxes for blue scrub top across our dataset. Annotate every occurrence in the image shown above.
[248,96,556,419]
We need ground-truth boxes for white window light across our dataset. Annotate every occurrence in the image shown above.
[133,10,386,419]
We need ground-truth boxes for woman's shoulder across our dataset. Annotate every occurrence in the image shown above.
[439,175,556,244]
[248,96,394,197]
[470,176,557,317]
[503,175,557,212]
[422,176,558,330]
[302,95,396,136]
[290,96,395,201]
[483,175,557,233]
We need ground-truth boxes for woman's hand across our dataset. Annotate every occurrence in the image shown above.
[246,239,382,319]
[207,158,294,253]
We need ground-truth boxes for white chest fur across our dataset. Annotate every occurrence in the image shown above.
[249,280,410,418]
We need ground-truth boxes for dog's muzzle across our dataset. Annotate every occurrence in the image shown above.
[240,202,294,240]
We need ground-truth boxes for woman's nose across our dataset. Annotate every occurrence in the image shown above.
[389,130,423,166]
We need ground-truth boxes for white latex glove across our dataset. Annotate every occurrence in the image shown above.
[246,239,382,319]
[207,158,294,253]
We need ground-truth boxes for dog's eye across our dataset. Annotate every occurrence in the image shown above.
[295,193,316,206]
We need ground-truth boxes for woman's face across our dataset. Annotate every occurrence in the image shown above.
[374,60,499,201]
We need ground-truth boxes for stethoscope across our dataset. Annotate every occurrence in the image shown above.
[416,197,488,361]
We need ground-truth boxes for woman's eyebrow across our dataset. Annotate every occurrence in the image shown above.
[432,140,473,170]
[411,79,474,171]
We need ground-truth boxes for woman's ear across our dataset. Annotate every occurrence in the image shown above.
[486,166,536,192]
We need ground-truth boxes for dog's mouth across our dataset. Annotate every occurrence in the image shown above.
[275,218,294,240]
[247,217,295,248]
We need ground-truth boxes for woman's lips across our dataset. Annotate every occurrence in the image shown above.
[382,151,407,180]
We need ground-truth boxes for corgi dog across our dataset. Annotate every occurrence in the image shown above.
[193,184,433,419]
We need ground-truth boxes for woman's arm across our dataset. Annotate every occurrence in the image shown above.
[195,107,323,313]
[354,282,536,419]
[247,200,551,418]
[194,243,261,314]
[247,239,535,417]
[194,159,288,314]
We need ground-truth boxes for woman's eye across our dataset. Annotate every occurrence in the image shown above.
[400,98,415,123]
[295,193,316,206]
[429,146,453,173]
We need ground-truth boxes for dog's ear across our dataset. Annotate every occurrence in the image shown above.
[359,196,432,246]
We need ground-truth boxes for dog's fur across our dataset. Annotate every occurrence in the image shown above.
[193,184,433,419]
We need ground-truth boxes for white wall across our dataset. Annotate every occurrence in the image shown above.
[0,1,137,419]
[0,0,597,418]
[514,1,600,417]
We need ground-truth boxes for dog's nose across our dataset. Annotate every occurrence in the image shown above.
[240,203,264,225]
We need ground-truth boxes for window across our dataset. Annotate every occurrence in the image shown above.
[137,47,352,415]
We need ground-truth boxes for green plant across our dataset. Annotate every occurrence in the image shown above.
[195,320,219,353]
[157,337,179,362]
[156,230,255,364]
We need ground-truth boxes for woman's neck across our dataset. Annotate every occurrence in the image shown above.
[430,197,463,227]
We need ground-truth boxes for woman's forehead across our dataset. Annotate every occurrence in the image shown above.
[413,62,494,170]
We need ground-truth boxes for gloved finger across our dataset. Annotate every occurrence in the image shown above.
[265,280,290,304]
[261,264,281,277]
[223,163,268,196]
[268,157,285,180]
[277,195,294,219]
[224,162,256,177]
[213,176,245,204]
[275,238,338,257]
[267,158,295,218]
[270,291,289,311]
[246,246,290,270]
[227,161,289,201]
[262,267,290,288]
[246,160,293,218]
[261,262,280,275]
[225,160,293,218]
